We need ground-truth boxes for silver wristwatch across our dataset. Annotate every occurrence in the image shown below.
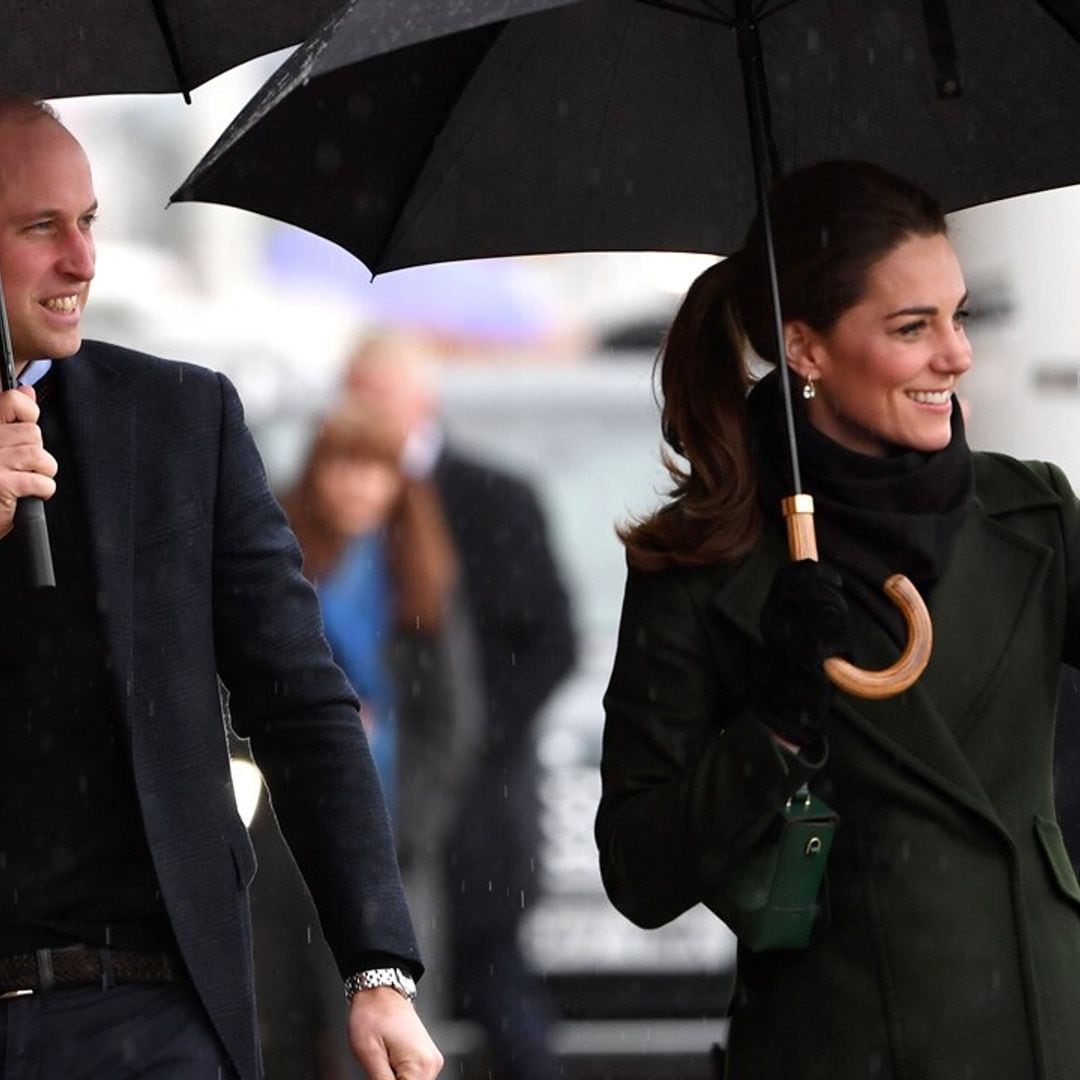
[344,967,417,1003]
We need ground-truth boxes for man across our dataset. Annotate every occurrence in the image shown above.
[0,96,442,1080]
[342,334,577,1080]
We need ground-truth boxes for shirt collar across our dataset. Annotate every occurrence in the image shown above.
[18,359,53,387]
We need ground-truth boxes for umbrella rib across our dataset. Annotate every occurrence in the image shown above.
[149,0,193,104]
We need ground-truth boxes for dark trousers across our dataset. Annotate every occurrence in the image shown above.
[447,746,558,1080]
[1,984,236,1079]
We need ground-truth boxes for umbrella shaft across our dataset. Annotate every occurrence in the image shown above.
[735,0,802,495]
[149,0,193,104]
[0,274,16,391]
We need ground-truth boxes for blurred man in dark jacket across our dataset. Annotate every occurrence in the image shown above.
[344,333,577,1079]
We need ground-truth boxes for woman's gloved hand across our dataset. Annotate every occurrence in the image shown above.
[758,559,850,749]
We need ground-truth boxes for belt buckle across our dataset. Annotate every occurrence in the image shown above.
[0,988,34,1001]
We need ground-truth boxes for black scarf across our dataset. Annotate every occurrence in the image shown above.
[748,370,974,643]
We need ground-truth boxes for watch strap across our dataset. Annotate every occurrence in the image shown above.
[344,966,416,1002]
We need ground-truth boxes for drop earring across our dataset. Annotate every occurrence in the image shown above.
[802,374,816,401]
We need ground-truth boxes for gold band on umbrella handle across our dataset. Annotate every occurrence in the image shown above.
[781,495,933,700]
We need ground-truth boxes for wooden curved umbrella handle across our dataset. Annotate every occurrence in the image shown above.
[781,495,933,700]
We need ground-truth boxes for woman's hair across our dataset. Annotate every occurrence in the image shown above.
[620,159,948,570]
[281,401,458,630]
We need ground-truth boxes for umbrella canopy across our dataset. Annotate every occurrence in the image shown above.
[172,0,1080,272]
[0,0,342,100]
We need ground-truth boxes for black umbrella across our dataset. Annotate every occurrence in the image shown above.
[173,0,1080,695]
[0,0,343,102]
[171,0,1080,267]
[0,0,346,586]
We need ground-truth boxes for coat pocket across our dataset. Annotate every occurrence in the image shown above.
[1034,814,1080,909]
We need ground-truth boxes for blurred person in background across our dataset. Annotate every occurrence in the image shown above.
[343,332,577,1080]
[250,395,481,1076]
[281,396,483,893]
[0,94,440,1080]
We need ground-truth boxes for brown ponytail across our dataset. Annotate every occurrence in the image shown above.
[618,256,761,569]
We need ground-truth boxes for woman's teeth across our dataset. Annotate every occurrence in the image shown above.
[907,390,950,405]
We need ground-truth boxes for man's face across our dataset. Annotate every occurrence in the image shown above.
[0,114,96,371]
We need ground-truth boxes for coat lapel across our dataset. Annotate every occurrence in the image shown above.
[710,491,1054,824]
[58,345,135,709]
[831,506,1051,823]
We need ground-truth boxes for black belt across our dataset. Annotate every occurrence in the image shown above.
[0,946,184,999]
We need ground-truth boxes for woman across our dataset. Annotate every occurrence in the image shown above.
[595,160,1080,1079]
[241,399,479,1072]
[281,396,481,857]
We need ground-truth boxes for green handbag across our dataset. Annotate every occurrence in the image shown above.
[713,786,838,952]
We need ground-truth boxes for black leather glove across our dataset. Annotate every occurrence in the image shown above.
[758,559,850,748]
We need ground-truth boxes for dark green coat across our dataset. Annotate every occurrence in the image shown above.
[596,453,1080,1080]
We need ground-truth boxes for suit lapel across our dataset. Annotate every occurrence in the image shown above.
[710,500,1051,824]
[58,346,135,709]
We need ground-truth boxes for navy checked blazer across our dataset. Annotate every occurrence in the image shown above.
[51,341,418,1080]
